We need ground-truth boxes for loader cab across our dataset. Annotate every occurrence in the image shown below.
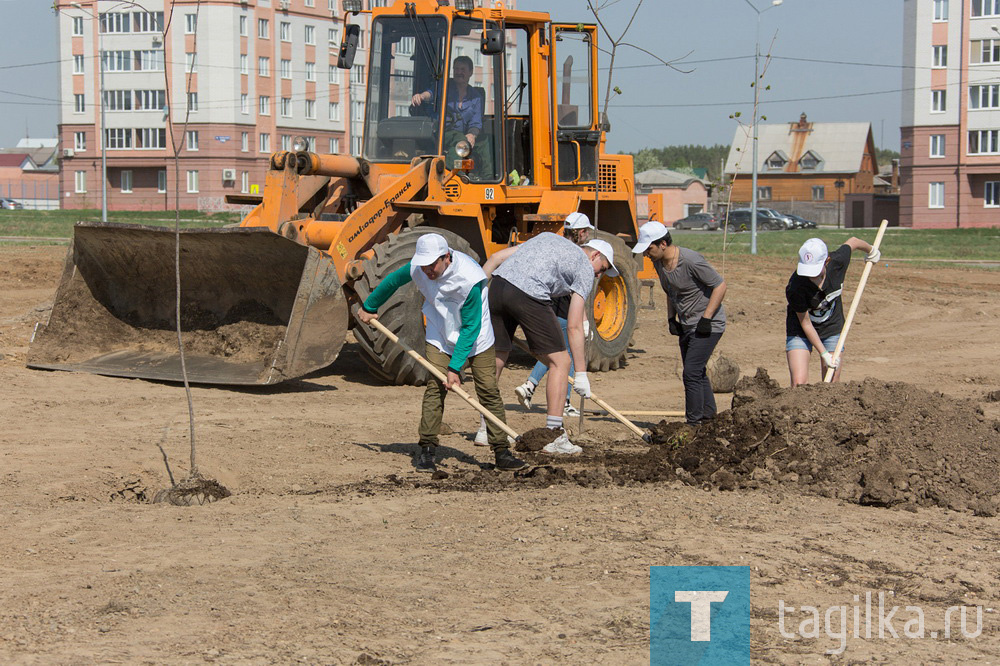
[362,14,504,183]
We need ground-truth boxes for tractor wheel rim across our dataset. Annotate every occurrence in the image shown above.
[593,274,627,342]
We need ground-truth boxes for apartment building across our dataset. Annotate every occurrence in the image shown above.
[901,0,1000,227]
[57,0,362,211]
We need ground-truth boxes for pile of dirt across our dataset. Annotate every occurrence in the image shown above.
[514,427,562,452]
[619,368,1000,512]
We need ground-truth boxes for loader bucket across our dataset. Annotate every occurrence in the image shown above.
[27,222,348,385]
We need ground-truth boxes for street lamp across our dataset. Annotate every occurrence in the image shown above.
[743,0,782,255]
[71,2,107,223]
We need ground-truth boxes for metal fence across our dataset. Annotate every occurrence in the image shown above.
[1,181,60,210]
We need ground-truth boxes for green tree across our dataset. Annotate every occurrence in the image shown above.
[634,148,663,173]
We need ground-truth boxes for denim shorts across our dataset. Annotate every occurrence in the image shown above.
[786,334,840,353]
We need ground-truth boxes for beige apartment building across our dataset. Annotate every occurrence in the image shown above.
[57,0,365,211]
[901,0,1000,227]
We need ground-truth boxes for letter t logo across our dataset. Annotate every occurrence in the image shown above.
[675,591,730,641]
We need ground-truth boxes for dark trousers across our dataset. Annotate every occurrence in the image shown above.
[678,329,723,424]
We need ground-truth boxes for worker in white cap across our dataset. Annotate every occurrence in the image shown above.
[483,230,617,454]
[511,212,595,420]
[633,221,727,426]
[785,236,879,387]
[357,233,526,473]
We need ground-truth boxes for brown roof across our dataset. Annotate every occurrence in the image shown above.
[0,153,29,167]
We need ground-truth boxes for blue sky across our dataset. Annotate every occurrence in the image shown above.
[0,0,903,153]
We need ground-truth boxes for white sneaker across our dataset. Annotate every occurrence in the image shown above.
[541,432,583,455]
[563,400,580,418]
[474,425,515,446]
[514,381,536,410]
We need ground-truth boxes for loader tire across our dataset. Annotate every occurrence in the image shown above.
[353,227,478,386]
[585,231,639,372]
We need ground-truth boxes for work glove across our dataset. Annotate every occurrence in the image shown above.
[668,317,681,336]
[820,351,840,369]
[695,317,713,337]
[865,248,881,264]
[573,371,592,398]
[583,319,591,341]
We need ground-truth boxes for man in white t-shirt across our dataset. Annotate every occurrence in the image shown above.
[357,233,526,473]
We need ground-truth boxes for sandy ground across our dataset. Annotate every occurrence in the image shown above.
[2,242,1000,664]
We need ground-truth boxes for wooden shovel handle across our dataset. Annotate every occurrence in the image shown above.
[365,316,520,440]
[823,219,889,383]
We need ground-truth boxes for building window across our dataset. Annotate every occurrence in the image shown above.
[929,182,944,208]
[74,94,85,113]
[104,128,132,149]
[103,90,132,111]
[969,84,1000,109]
[281,59,291,79]
[985,181,1000,207]
[185,13,197,34]
[241,171,249,194]
[972,0,1000,17]
[351,135,362,156]
[187,92,198,111]
[757,186,772,200]
[328,101,341,121]
[186,130,199,151]
[133,11,164,33]
[75,170,87,193]
[259,95,270,115]
[305,62,315,81]
[259,57,270,76]
[765,153,786,169]
[351,64,365,84]
[258,18,269,39]
[185,52,197,73]
[305,0,315,7]
[241,132,249,152]
[305,136,316,151]
[73,54,85,74]
[121,169,133,193]
[305,25,315,45]
[329,28,340,47]
[239,15,248,36]
[100,12,132,34]
[798,151,820,170]
[968,129,1000,154]
[259,133,271,153]
[241,93,249,114]
[930,134,945,157]
[811,186,825,201]
[135,128,166,149]
[933,0,948,21]
[100,50,132,72]
[158,169,167,193]
[280,97,292,117]
[280,21,290,42]
[973,39,1000,63]
[328,65,340,84]
[329,137,340,153]
[281,135,291,151]
[240,54,248,75]
[932,45,947,68]
[74,132,86,151]
[351,100,364,121]
[72,16,84,36]
[931,90,946,112]
[134,89,165,110]
[305,99,316,119]
[187,170,199,193]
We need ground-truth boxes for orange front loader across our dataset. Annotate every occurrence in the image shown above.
[30,0,649,385]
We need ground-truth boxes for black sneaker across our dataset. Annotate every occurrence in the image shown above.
[494,448,526,471]
[415,446,436,473]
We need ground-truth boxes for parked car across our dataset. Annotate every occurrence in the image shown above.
[786,213,817,229]
[0,197,23,210]
[726,209,784,231]
[672,212,720,231]
[722,209,779,232]
[758,208,796,230]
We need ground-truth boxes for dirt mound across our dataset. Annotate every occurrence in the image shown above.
[625,368,1000,511]
[514,427,562,452]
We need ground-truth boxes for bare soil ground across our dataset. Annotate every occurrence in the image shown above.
[2,244,1000,664]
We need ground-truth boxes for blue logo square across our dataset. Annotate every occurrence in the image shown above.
[650,566,751,665]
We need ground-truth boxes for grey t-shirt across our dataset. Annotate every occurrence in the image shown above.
[654,247,726,333]
[494,232,594,302]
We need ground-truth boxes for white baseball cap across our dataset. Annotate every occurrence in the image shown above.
[411,233,451,267]
[564,212,594,230]
[582,239,620,277]
[796,238,828,277]
[632,221,670,254]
